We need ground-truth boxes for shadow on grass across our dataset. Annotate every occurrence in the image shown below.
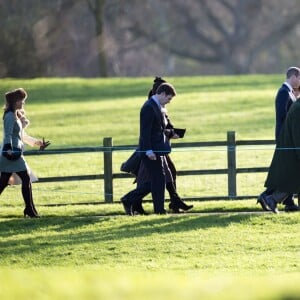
[0,213,299,264]
[0,213,267,255]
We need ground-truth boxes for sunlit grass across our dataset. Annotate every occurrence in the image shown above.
[0,75,281,145]
[0,269,299,300]
[0,207,299,270]
[0,209,299,299]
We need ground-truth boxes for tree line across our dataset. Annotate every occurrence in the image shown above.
[1,0,300,78]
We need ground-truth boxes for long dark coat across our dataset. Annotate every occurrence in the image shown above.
[275,83,294,140]
[265,99,300,193]
[138,98,171,157]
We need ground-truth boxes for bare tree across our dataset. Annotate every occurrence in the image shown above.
[0,0,81,77]
[2,0,300,77]
[111,0,300,74]
[0,0,46,77]
[86,0,107,77]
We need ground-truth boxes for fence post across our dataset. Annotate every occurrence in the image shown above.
[103,137,113,203]
[227,131,237,198]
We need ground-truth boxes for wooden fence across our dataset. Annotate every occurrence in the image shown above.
[24,131,275,202]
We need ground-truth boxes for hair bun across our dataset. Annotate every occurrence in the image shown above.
[154,76,166,83]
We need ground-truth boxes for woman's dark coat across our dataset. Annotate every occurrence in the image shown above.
[265,99,300,193]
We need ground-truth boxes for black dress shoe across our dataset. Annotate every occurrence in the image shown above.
[132,203,148,215]
[155,209,167,215]
[256,193,271,211]
[265,196,279,214]
[120,197,133,216]
[284,204,299,212]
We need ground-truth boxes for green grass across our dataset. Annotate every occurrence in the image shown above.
[1,269,299,300]
[0,208,299,271]
[0,76,299,299]
[0,205,299,299]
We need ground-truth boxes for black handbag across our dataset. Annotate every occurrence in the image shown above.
[120,149,141,176]
[2,143,22,161]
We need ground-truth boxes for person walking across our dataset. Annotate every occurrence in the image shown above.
[263,97,300,213]
[0,88,45,218]
[122,83,176,214]
[121,77,193,215]
[257,66,300,212]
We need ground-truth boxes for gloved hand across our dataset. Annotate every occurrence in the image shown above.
[39,137,51,151]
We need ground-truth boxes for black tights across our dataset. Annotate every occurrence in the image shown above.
[0,170,33,207]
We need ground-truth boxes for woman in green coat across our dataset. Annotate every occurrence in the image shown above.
[0,88,44,218]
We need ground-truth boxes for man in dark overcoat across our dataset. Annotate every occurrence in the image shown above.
[264,98,300,213]
[121,83,177,215]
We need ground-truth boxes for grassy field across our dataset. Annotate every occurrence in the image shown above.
[0,76,299,299]
[0,207,299,299]
[0,75,280,145]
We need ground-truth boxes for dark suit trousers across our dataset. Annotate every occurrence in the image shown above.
[123,182,151,206]
[142,156,166,213]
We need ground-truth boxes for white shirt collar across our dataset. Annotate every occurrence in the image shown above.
[284,82,297,102]
[284,81,293,92]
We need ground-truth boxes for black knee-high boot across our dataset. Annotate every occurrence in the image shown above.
[17,171,39,218]
[0,172,11,195]
[166,182,193,212]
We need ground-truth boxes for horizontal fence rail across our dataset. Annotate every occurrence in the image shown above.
[24,131,275,202]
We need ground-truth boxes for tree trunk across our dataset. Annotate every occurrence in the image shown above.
[87,0,107,77]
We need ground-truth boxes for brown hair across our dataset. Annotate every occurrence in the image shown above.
[3,88,27,119]
[286,67,300,79]
[148,77,166,98]
[156,83,176,97]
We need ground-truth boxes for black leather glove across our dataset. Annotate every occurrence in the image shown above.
[39,137,51,151]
